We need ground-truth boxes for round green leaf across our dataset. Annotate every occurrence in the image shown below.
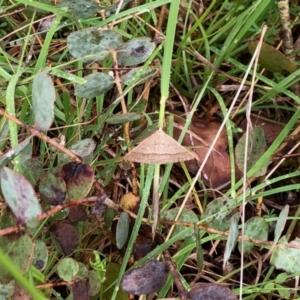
[21,158,43,186]
[39,172,67,205]
[0,281,14,299]
[58,0,102,18]
[235,126,269,177]
[121,67,157,85]
[32,240,48,271]
[0,235,33,284]
[58,138,96,165]
[238,217,268,254]
[165,208,198,239]
[75,262,88,279]
[116,212,130,249]
[88,270,101,297]
[201,198,236,231]
[57,258,79,282]
[270,236,300,273]
[67,28,123,63]
[32,72,55,131]
[0,167,42,228]
[75,73,115,98]
[106,113,141,125]
[117,37,156,66]
[58,162,94,201]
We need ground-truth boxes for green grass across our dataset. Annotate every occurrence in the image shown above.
[1,0,300,299]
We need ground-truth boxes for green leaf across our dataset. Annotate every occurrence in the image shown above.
[117,37,156,66]
[121,67,157,85]
[57,258,79,282]
[39,172,67,205]
[58,0,103,18]
[270,236,300,273]
[58,138,96,165]
[32,72,55,131]
[0,167,42,228]
[235,126,269,177]
[32,240,48,271]
[106,113,141,125]
[103,263,127,300]
[75,73,115,98]
[201,198,236,231]
[0,281,14,299]
[249,41,297,74]
[0,235,33,283]
[164,207,198,239]
[275,272,288,284]
[58,162,94,201]
[75,262,89,279]
[67,28,123,63]
[116,212,130,249]
[21,158,44,186]
[238,217,269,253]
[88,270,101,297]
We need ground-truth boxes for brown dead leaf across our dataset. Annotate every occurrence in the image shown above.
[171,111,239,189]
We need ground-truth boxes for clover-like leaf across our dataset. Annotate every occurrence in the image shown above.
[67,28,123,63]
[32,240,48,271]
[58,138,96,165]
[165,207,199,239]
[0,235,33,284]
[117,37,156,66]
[58,0,103,18]
[58,162,94,201]
[238,217,269,254]
[75,73,115,98]
[271,236,300,273]
[57,258,79,282]
[201,198,236,231]
[39,172,67,205]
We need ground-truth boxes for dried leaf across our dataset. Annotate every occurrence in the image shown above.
[189,283,237,300]
[172,112,239,188]
[51,222,79,255]
[121,259,168,295]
